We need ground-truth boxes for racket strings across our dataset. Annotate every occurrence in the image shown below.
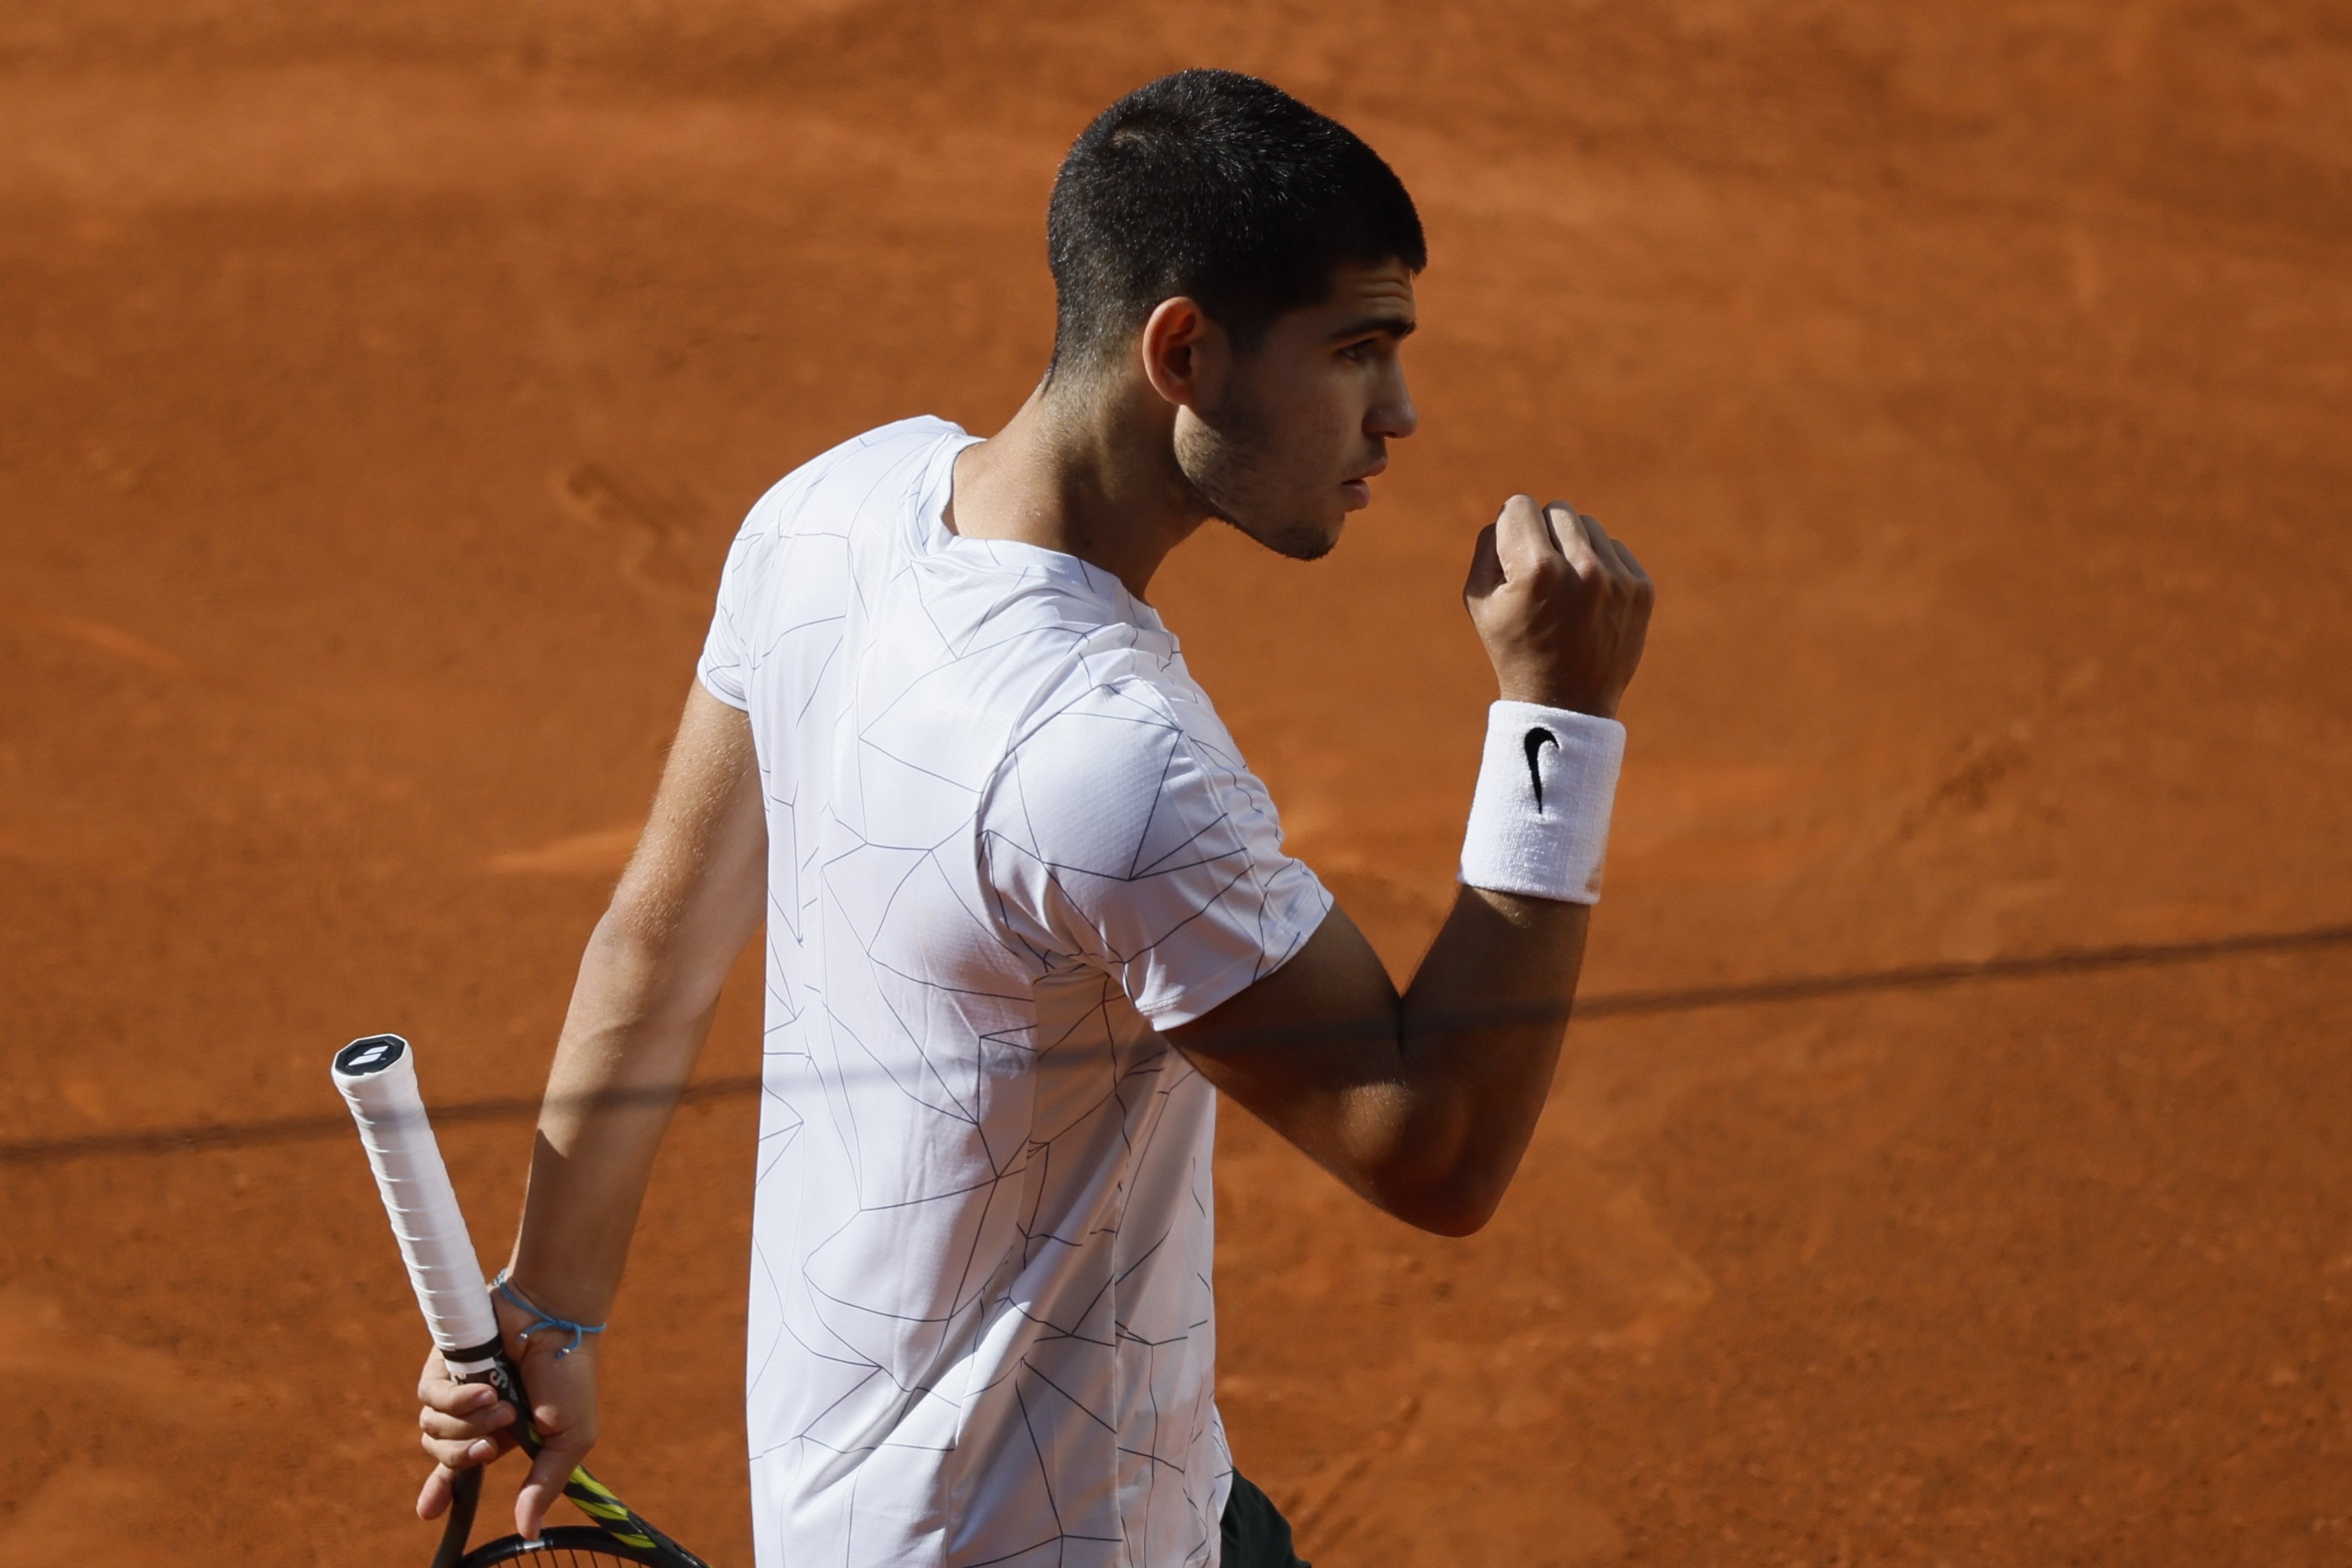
[458,1533,669,1566]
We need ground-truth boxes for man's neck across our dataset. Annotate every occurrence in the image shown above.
[945,375,1208,602]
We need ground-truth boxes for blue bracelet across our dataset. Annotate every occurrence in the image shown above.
[491,1270,606,1359]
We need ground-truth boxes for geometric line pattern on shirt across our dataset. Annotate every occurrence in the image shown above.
[701,419,1328,1568]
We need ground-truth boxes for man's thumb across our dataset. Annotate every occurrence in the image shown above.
[1463,522,1505,602]
[515,1439,583,1540]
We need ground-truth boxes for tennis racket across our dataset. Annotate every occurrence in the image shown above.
[332,1032,710,1568]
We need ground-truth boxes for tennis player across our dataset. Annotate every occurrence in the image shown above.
[414,68,1652,1567]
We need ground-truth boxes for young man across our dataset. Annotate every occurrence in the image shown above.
[415,69,1652,1567]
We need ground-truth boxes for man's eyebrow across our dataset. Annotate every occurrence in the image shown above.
[1329,314,1417,341]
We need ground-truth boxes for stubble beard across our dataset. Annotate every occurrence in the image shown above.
[1175,386,1337,564]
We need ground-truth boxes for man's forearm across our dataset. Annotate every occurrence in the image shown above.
[1385,885,1592,1230]
[506,912,725,1321]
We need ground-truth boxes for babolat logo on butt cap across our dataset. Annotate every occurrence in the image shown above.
[335,1034,409,1076]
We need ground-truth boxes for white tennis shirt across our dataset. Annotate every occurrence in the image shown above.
[697,418,1332,1568]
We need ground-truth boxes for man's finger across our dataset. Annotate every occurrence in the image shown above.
[1576,510,1620,568]
[422,1429,505,1469]
[418,1462,459,1521]
[1545,501,1602,576]
[421,1373,501,1416]
[1493,495,1558,577]
[1574,510,1646,589]
[421,1401,515,1441]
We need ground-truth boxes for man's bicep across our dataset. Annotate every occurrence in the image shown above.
[607,682,767,978]
[1163,902,1404,1173]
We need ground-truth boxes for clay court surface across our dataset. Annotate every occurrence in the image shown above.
[6,2,2352,1562]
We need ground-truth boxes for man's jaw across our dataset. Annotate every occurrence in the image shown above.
[1220,501,1343,562]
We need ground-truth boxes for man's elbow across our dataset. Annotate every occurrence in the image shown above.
[584,900,712,1015]
[1345,1098,1514,1236]
[589,900,666,963]
[1372,1168,1506,1238]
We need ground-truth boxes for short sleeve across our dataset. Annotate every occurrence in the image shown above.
[979,678,1332,1028]
[696,526,758,710]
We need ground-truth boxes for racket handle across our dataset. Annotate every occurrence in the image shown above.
[429,1466,485,1568]
[332,1034,503,1374]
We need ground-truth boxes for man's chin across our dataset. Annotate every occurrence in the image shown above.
[1225,513,1340,562]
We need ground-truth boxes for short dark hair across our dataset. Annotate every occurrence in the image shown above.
[1044,69,1426,377]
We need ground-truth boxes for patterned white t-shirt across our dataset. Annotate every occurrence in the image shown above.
[697,417,1331,1568]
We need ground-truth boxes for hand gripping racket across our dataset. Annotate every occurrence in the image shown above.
[332,1034,710,1568]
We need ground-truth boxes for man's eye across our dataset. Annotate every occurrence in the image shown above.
[1339,341,1374,363]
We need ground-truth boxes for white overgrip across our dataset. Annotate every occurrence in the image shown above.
[331,1034,501,1367]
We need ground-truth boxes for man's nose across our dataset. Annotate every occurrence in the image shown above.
[1369,376,1418,441]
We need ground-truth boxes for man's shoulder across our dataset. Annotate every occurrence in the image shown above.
[805,414,965,477]
[737,415,964,545]
[985,648,1246,830]
[850,596,1175,801]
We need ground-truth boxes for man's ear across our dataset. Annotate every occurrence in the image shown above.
[1137,296,1230,412]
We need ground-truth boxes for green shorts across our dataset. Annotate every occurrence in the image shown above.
[1221,1470,1312,1568]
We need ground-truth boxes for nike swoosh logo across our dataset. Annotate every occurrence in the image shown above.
[1524,727,1559,812]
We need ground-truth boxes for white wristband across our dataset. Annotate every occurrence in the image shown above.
[1458,701,1625,903]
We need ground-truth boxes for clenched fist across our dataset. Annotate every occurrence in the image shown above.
[1464,495,1653,718]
